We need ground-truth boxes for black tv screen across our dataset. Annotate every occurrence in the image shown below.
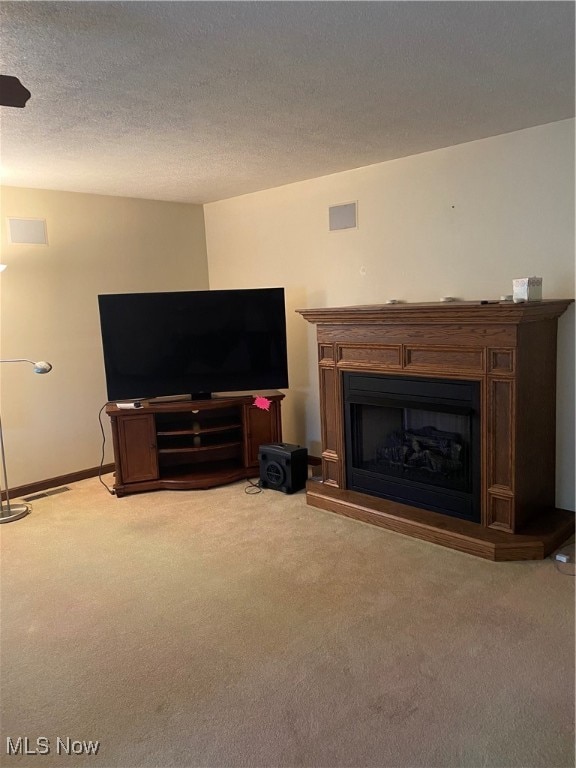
[98,288,289,401]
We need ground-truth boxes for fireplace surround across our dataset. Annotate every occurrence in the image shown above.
[297,300,574,560]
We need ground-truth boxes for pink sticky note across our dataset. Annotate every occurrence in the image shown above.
[253,396,271,411]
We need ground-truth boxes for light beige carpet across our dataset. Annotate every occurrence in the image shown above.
[0,475,574,768]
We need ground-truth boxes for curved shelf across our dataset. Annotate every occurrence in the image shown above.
[157,423,242,437]
[116,461,255,494]
[158,441,242,455]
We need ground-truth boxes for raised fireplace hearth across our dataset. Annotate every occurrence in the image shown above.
[297,300,574,561]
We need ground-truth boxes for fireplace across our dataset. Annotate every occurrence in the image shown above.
[344,373,481,522]
[297,300,574,561]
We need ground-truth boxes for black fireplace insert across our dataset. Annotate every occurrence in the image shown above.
[344,373,481,523]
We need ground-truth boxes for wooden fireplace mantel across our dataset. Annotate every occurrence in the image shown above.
[297,299,573,325]
[297,299,574,561]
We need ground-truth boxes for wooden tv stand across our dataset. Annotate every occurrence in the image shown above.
[106,392,284,497]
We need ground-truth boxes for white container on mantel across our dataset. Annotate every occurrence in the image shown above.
[513,277,542,303]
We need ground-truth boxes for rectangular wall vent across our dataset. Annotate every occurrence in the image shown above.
[8,217,48,245]
[329,202,357,231]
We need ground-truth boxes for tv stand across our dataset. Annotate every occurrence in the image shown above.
[106,391,284,497]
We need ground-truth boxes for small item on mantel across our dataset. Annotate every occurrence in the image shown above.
[440,296,457,303]
[513,277,542,303]
[253,396,271,411]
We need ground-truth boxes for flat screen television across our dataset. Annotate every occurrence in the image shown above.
[97,287,289,402]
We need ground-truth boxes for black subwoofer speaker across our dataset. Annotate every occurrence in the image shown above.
[258,443,308,494]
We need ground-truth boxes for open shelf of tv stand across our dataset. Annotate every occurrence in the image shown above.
[106,391,284,497]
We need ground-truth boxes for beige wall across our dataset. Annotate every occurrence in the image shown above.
[204,119,575,510]
[2,120,574,510]
[0,187,208,488]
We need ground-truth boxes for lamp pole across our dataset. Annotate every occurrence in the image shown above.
[0,358,53,523]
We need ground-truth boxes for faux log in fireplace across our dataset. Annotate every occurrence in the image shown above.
[297,300,574,561]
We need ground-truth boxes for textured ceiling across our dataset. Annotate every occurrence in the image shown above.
[0,1,574,204]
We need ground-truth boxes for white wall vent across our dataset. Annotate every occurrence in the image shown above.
[7,217,48,245]
[328,202,357,231]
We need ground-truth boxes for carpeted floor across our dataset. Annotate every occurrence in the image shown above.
[0,475,574,768]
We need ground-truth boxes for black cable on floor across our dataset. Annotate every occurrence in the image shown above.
[245,478,263,494]
[98,403,115,495]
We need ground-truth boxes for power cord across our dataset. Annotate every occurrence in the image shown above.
[245,478,263,494]
[98,403,115,495]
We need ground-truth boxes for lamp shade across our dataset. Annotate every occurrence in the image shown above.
[33,361,52,373]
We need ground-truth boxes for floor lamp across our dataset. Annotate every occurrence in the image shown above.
[0,358,53,524]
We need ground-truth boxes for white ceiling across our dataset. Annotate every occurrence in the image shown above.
[1,1,574,204]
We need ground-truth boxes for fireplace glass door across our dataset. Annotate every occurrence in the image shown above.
[344,373,481,523]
